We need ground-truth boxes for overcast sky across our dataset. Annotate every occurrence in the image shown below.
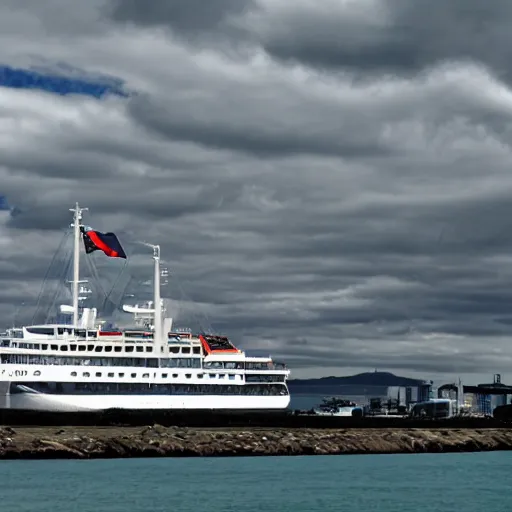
[2,1,512,383]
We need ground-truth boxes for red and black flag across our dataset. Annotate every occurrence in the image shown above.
[81,226,127,259]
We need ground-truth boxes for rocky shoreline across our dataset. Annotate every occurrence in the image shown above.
[1,425,512,459]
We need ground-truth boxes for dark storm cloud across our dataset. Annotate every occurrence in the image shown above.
[109,0,254,31]
[128,93,392,158]
[4,183,220,231]
[256,0,512,82]
[106,0,512,85]
[108,0,256,40]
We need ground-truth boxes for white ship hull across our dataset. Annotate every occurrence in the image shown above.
[3,392,290,413]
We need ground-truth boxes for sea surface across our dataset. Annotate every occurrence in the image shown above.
[1,452,510,511]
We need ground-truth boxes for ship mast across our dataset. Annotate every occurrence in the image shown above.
[142,243,163,354]
[69,203,88,327]
[153,244,162,354]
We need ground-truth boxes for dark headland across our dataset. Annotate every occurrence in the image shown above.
[1,425,512,459]
[287,370,426,396]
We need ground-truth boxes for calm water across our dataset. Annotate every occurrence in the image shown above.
[1,452,510,511]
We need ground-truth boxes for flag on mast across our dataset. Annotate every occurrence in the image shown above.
[81,226,127,259]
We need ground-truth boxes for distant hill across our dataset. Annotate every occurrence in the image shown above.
[290,371,426,387]
[287,371,427,396]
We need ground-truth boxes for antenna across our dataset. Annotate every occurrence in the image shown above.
[69,203,88,326]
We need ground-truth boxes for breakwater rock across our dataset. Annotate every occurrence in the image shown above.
[1,426,512,459]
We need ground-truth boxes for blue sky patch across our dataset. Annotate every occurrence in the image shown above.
[0,65,128,99]
[0,196,10,211]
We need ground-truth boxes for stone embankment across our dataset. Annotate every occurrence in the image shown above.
[1,425,512,459]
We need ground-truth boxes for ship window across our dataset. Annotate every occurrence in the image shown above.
[114,346,122,352]
[83,372,90,377]
[193,347,200,354]
[57,328,73,335]
[219,374,225,379]
[181,347,190,354]
[60,345,68,352]
[95,372,101,377]
[87,331,96,337]
[26,327,55,336]
[204,362,223,369]
[169,347,179,354]
[198,374,203,379]
[94,346,102,352]
[136,346,143,353]
[87,345,94,351]
[33,344,40,350]
[119,373,125,377]
[108,373,114,377]
[33,370,41,376]
[104,346,112,353]
[69,345,76,352]
[142,373,149,378]
[71,372,77,377]
[229,374,235,380]
[41,344,48,350]
[185,374,191,379]
[162,373,168,378]
[146,347,152,353]
[78,345,86,352]
[125,346,134,353]
[131,373,136,378]
[146,358,158,368]
[172,373,178,378]
[50,345,58,351]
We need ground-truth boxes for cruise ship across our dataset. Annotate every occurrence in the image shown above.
[0,204,290,413]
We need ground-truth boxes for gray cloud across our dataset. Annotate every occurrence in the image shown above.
[2,0,512,385]
[251,0,512,81]
[109,0,256,35]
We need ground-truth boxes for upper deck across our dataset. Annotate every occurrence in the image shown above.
[0,325,289,374]
[4,325,203,344]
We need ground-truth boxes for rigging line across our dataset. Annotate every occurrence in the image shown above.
[102,259,129,312]
[85,255,108,299]
[32,230,71,323]
[31,230,71,324]
[172,274,214,334]
[36,245,72,324]
[85,254,130,317]
[45,251,73,324]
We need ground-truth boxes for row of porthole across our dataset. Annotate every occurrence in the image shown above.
[69,371,240,380]
[15,343,152,353]
[15,343,200,355]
